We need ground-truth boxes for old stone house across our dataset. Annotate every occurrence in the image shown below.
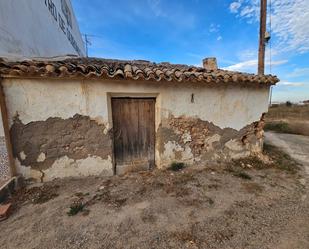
[0,57,278,181]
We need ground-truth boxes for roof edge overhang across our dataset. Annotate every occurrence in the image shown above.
[0,56,280,86]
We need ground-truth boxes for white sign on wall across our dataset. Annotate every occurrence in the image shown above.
[44,0,84,56]
[0,0,86,58]
[0,0,86,136]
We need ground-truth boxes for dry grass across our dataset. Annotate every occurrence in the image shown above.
[230,143,300,174]
[242,182,264,194]
[265,104,309,136]
[265,121,309,136]
[267,103,309,120]
[263,143,300,173]
[7,184,60,206]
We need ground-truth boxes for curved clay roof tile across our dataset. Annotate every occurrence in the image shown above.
[85,71,99,78]
[9,69,23,76]
[155,69,164,78]
[113,68,125,78]
[223,74,230,83]
[0,57,279,85]
[76,64,87,73]
[14,64,29,72]
[58,66,70,77]
[232,74,238,82]
[45,64,56,73]
[124,65,133,78]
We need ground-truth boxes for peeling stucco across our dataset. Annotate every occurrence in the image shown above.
[15,155,113,181]
[157,115,265,167]
[160,141,194,166]
[10,114,113,173]
[2,78,270,180]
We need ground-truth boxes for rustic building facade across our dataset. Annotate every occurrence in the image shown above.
[0,57,279,181]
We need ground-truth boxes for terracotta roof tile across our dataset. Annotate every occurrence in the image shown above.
[0,57,279,85]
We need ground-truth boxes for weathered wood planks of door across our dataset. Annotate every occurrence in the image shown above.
[112,98,155,174]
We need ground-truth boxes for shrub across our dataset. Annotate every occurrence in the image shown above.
[263,143,300,174]
[233,171,252,180]
[169,162,185,171]
[67,202,84,216]
[264,122,291,133]
[286,101,292,107]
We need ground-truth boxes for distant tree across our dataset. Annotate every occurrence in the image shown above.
[303,100,309,104]
[286,101,292,107]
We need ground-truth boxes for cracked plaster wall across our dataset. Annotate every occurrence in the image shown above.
[2,78,270,180]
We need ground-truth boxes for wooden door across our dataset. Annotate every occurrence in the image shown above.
[112,98,155,174]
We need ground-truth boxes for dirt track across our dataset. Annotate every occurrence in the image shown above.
[0,134,308,249]
[265,132,309,249]
[265,132,309,170]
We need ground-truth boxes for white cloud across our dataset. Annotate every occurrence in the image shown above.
[223,59,288,71]
[271,0,309,53]
[287,67,309,78]
[229,0,309,53]
[217,36,222,41]
[209,23,220,33]
[229,1,242,13]
[146,0,196,29]
[278,81,305,87]
[223,59,257,71]
[147,0,166,17]
[237,49,256,60]
[240,5,256,18]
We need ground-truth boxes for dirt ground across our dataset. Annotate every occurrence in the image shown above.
[0,141,308,249]
[264,132,309,249]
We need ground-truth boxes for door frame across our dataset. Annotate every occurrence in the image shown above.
[107,93,159,175]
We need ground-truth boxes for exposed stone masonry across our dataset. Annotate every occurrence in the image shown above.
[157,115,265,165]
[10,114,113,171]
[241,113,266,153]
[9,112,266,179]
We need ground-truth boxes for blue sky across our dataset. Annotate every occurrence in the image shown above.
[72,0,309,102]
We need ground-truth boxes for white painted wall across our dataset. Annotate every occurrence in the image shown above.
[2,78,270,180]
[0,0,85,58]
[3,79,270,130]
[0,0,86,136]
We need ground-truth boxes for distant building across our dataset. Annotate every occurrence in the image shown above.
[303,100,309,105]
[0,57,279,181]
[0,0,85,135]
[0,0,85,58]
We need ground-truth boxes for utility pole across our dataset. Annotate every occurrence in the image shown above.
[258,0,267,75]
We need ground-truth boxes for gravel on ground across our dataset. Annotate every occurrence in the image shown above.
[0,139,308,249]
